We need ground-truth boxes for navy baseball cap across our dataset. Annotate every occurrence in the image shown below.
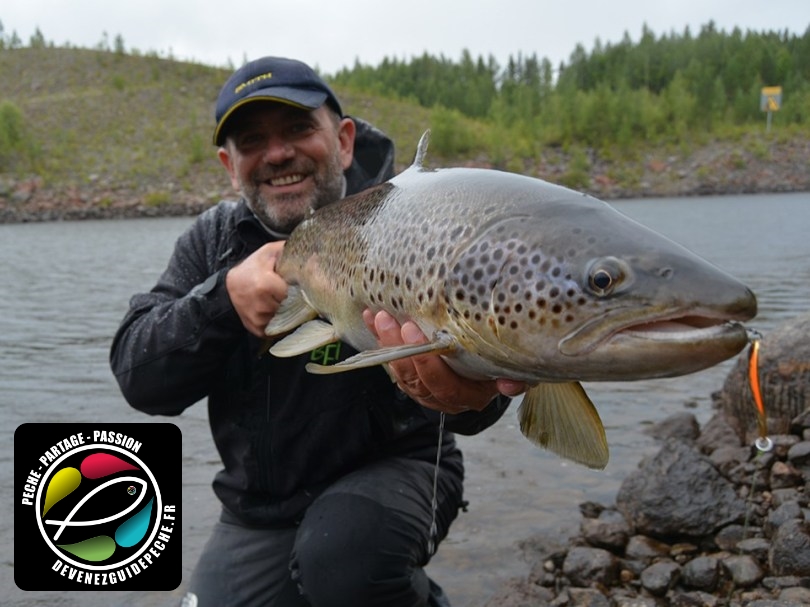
[213,56,343,145]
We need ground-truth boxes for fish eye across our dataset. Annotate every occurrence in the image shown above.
[591,269,613,292]
[587,257,629,296]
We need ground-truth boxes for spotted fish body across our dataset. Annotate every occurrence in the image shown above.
[266,131,757,468]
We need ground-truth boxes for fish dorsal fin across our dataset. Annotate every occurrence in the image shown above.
[517,382,609,470]
[269,320,339,357]
[265,286,319,336]
[412,129,431,168]
[306,331,457,374]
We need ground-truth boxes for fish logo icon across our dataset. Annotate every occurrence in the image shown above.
[35,446,163,570]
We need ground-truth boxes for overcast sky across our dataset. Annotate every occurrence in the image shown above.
[3,1,808,75]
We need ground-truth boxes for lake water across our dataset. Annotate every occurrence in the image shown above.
[2,191,808,606]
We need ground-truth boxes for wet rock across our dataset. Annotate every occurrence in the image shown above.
[697,411,742,454]
[616,439,745,538]
[580,508,630,552]
[768,435,801,460]
[738,537,771,563]
[787,441,810,469]
[579,501,605,519]
[770,461,804,489]
[724,554,764,587]
[710,445,751,476]
[765,501,802,535]
[625,535,670,561]
[566,587,610,606]
[779,586,810,603]
[770,488,801,508]
[714,524,751,551]
[770,519,810,576]
[640,559,680,596]
[561,546,619,587]
[669,542,699,563]
[612,597,659,607]
[681,555,721,591]
[645,412,700,443]
[669,590,721,606]
[761,575,810,591]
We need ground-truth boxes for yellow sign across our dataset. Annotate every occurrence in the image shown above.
[760,86,782,112]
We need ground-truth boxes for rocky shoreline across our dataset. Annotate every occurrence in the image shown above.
[485,313,810,607]
[0,135,808,224]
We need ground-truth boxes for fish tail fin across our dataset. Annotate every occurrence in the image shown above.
[517,382,609,470]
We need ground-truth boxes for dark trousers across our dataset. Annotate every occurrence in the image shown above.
[185,455,463,606]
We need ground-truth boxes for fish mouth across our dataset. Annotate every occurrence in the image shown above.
[559,309,752,357]
[617,316,749,343]
[557,310,754,379]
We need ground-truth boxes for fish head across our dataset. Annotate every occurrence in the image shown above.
[446,192,757,382]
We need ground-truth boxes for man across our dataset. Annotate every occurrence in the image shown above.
[110,56,523,607]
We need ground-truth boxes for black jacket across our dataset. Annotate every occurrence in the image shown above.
[110,118,509,526]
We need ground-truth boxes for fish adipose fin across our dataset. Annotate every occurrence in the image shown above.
[264,286,319,337]
[518,382,609,470]
[269,320,338,357]
[306,331,457,374]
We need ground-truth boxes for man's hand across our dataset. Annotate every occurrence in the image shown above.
[226,242,288,337]
[363,309,526,413]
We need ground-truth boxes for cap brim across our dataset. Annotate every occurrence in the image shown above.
[213,87,329,145]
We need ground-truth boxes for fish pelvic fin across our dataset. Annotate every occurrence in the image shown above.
[412,130,431,168]
[264,286,319,337]
[306,331,457,374]
[517,382,609,470]
[269,320,338,358]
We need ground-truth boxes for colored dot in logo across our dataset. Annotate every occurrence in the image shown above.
[127,486,137,495]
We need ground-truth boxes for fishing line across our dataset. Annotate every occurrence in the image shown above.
[428,411,445,555]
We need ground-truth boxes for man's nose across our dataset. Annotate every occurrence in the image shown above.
[262,136,295,164]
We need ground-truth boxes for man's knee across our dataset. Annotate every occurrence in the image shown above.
[292,492,429,606]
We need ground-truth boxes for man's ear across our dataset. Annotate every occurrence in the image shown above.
[337,117,356,171]
[217,145,240,191]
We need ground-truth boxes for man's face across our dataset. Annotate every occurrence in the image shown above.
[218,102,355,233]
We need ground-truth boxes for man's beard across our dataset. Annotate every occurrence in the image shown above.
[242,150,346,235]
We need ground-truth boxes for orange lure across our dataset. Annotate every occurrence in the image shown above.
[747,336,770,449]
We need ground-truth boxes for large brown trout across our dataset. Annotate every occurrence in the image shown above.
[265,131,757,468]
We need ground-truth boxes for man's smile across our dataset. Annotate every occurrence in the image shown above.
[268,173,307,187]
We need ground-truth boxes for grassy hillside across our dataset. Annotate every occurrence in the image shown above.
[0,47,807,222]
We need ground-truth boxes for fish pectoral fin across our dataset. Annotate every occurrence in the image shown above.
[268,320,338,358]
[517,382,609,470]
[306,332,457,375]
[264,286,319,336]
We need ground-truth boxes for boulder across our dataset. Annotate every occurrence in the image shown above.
[615,439,745,539]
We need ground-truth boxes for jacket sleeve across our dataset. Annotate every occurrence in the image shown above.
[109,210,244,415]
